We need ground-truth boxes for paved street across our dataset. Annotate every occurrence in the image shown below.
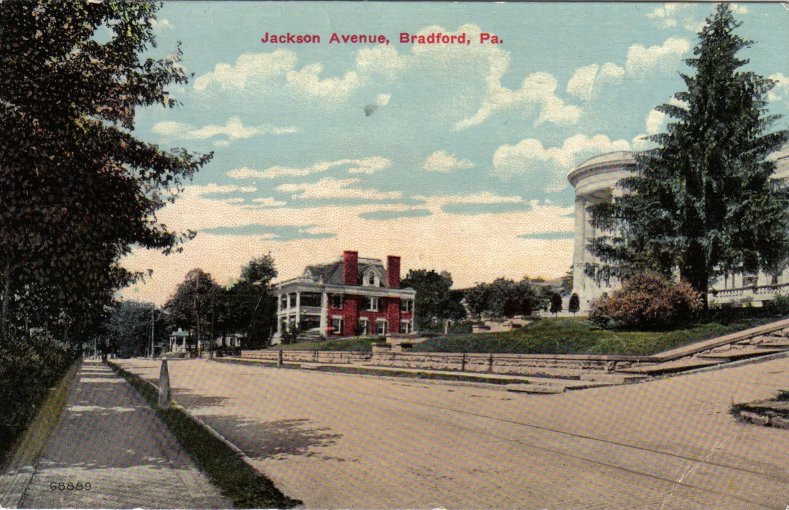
[118,356,789,509]
[12,361,230,509]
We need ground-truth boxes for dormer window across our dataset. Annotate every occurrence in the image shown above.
[363,268,380,287]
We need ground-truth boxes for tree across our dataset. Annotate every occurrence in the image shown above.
[464,283,491,320]
[550,293,563,317]
[401,269,465,329]
[222,255,278,348]
[588,4,789,307]
[106,300,167,358]
[164,269,221,355]
[463,278,535,319]
[0,1,211,342]
[568,293,580,316]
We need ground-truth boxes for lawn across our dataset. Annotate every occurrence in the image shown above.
[410,315,788,357]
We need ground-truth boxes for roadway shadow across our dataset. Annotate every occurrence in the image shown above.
[196,415,344,461]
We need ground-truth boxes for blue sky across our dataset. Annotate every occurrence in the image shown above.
[120,2,789,304]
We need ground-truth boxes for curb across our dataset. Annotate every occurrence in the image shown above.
[107,361,300,508]
[117,365,260,470]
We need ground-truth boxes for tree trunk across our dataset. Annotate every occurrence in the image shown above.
[1,261,11,343]
[682,241,709,309]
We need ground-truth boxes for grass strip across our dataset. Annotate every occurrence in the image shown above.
[3,360,80,471]
[108,361,300,509]
[309,364,524,385]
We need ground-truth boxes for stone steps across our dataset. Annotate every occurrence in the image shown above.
[697,347,787,361]
[617,358,722,375]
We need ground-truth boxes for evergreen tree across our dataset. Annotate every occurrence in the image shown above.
[588,4,789,305]
[549,292,563,317]
[568,293,580,316]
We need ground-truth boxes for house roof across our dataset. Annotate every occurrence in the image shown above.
[304,258,389,287]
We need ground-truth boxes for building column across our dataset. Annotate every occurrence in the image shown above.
[319,291,328,336]
[295,291,301,327]
[411,299,418,334]
[572,196,587,296]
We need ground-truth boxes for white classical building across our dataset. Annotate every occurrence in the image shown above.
[568,145,789,310]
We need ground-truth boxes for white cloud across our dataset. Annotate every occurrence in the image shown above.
[194,50,298,91]
[731,3,749,15]
[415,192,523,206]
[151,18,174,30]
[179,184,258,200]
[227,156,391,180]
[121,197,575,305]
[566,62,624,101]
[646,4,704,32]
[193,45,405,103]
[646,109,667,135]
[276,177,402,201]
[768,73,789,107]
[251,197,287,207]
[422,151,474,173]
[492,134,631,190]
[152,116,296,142]
[286,63,360,101]
[626,37,690,78]
[457,70,581,130]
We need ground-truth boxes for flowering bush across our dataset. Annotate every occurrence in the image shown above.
[589,272,703,329]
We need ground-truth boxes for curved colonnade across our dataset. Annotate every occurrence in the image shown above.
[567,146,789,310]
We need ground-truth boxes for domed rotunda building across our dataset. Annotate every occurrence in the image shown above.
[567,145,789,311]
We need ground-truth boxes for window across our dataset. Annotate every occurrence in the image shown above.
[400,300,412,313]
[366,297,379,311]
[331,294,343,309]
[368,272,375,285]
[358,318,369,336]
[331,317,343,335]
[399,321,412,334]
[375,319,388,335]
[280,294,287,308]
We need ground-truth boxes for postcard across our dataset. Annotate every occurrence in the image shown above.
[0,2,787,509]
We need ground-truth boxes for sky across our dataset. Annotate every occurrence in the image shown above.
[119,2,789,305]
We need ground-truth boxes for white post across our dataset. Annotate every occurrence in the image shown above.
[158,356,171,409]
[319,291,328,336]
[295,291,301,327]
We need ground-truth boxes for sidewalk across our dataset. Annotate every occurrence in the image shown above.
[2,361,230,509]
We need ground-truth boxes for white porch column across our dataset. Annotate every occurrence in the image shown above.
[295,291,301,327]
[319,291,328,335]
[572,197,587,295]
[412,298,418,334]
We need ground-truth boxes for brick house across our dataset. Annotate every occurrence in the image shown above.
[272,251,416,343]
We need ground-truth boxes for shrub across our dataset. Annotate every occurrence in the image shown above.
[588,272,703,330]
[0,330,74,456]
[549,293,563,316]
[765,295,789,316]
[568,293,580,315]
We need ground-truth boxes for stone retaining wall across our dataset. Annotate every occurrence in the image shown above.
[240,349,651,375]
[241,350,372,364]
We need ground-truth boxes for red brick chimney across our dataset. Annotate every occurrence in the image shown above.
[343,251,358,285]
[386,255,401,288]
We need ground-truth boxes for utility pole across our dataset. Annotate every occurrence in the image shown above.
[150,303,155,358]
[194,272,201,358]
